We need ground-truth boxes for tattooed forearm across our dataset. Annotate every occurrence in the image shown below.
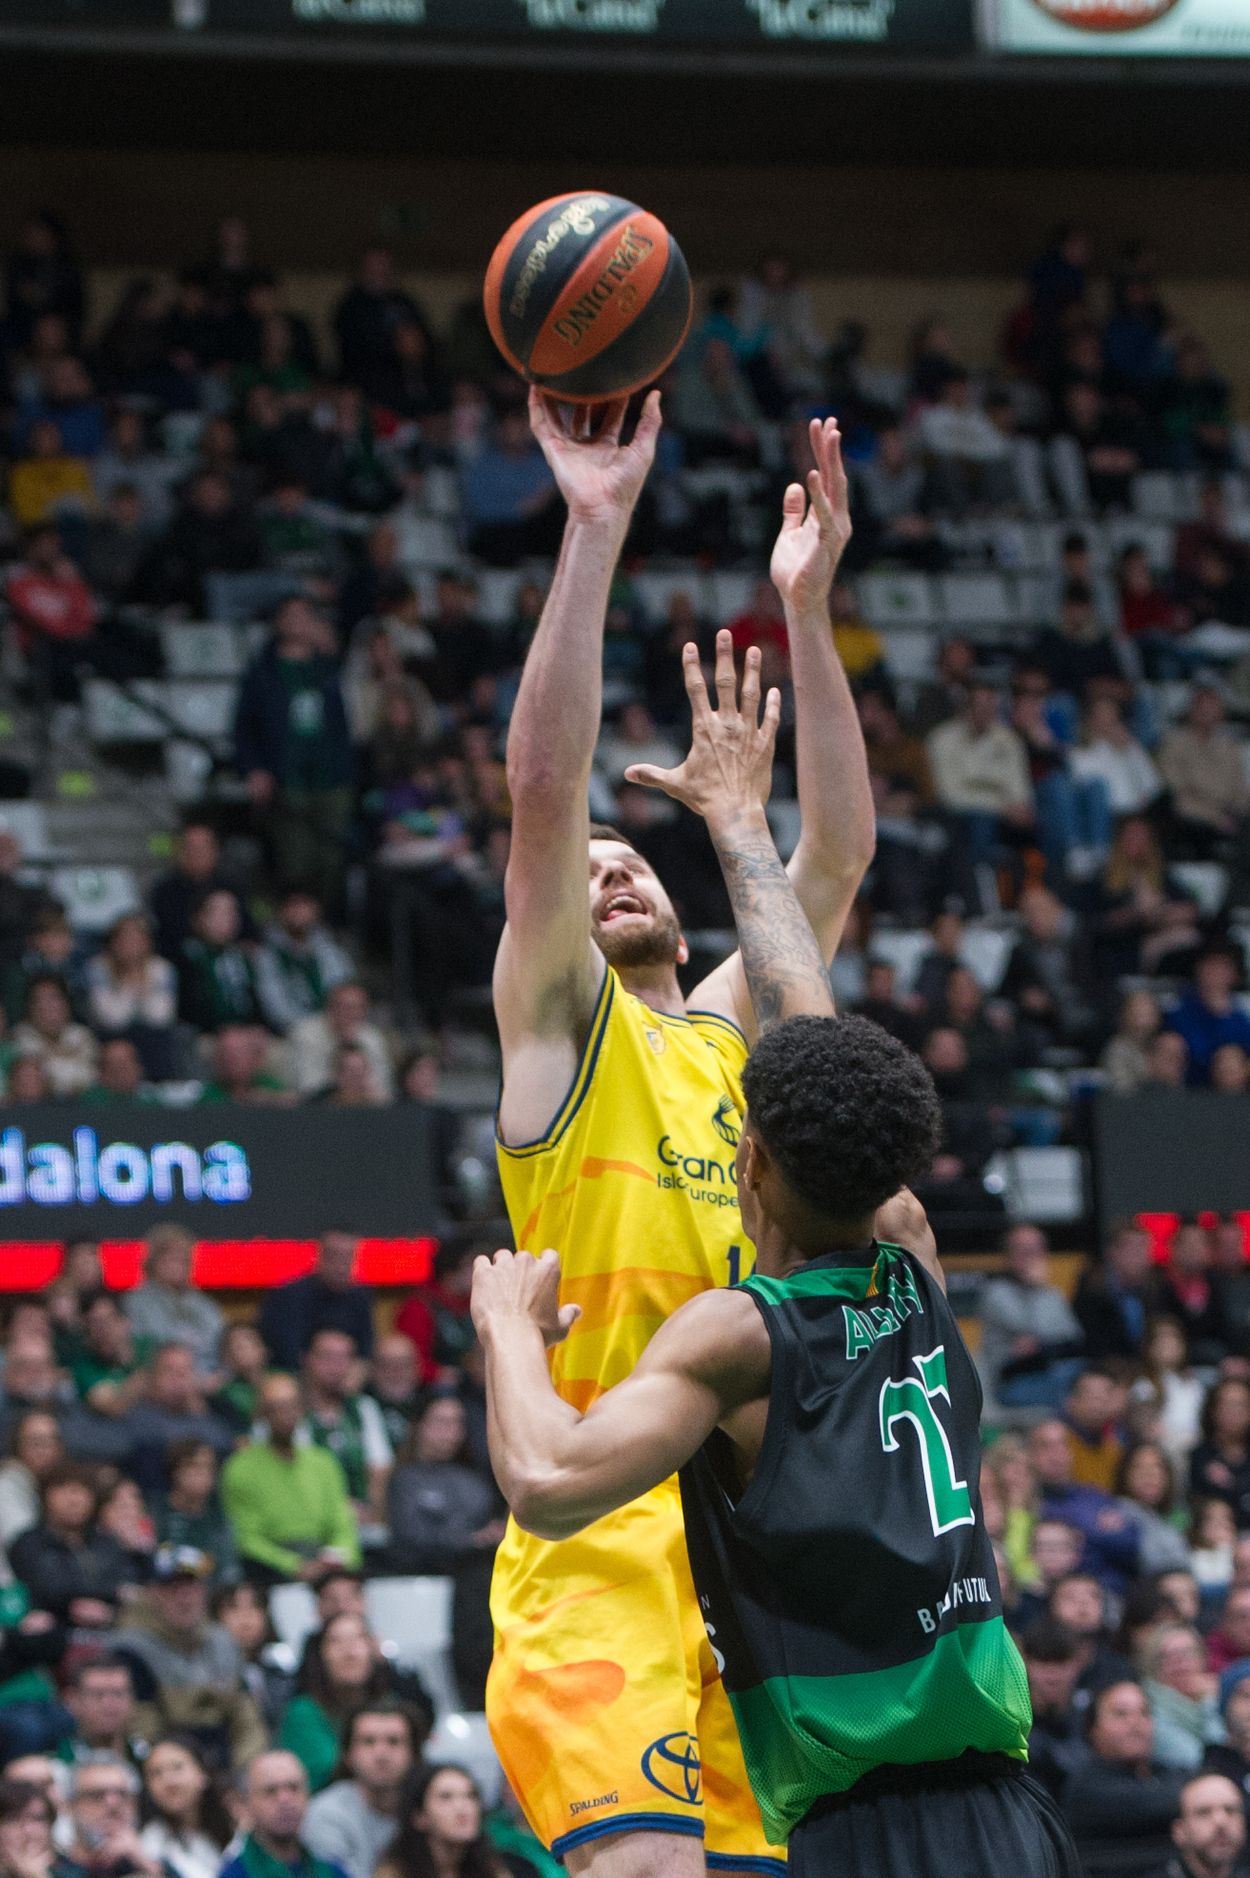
[710,809,836,1031]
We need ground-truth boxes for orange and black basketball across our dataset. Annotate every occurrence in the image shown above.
[483,191,692,404]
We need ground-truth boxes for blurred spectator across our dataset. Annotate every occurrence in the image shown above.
[1064,1679,1183,1878]
[11,977,97,1098]
[670,337,763,467]
[258,1230,373,1370]
[4,525,97,700]
[64,1756,165,1878]
[1064,1368,1126,1494]
[1047,1572,1135,1697]
[1206,1584,1250,1677]
[333,249,429,404]
[9,1462,131,1626]
[1205,1664,1250,1808]
[387,1396,499,1577]
[1069,696,1161,818]
[1021,1619,1090,1801]
[123,1345,234,1493]
[1031,582,1127,702]
[394,1237,478,1388]
[914,371,1014,515]
[220,1750,348,1878]
[148,825,240,968]
[1094,816,1203,980]
[1163,1771,1248,1878]
[999,884,1098,1052]
[1114,1442,1189,1575]
[197,1025,287,1106]
[1160,337,1234,473]
[84,916,177,1083]
[1026,1419,1139,1594]
[124,1229,223,1380]
[220,1373,360,1588]
[92,409,178,526]
[211,1323,267,1434]
[375,1765,527,1878]
[288,982,394,1104]
[854,427,941,569]
[59,1655,136,1765]
[113,1548,266,1771]
[212,1581,291,1733]
[1190,1379,1250,1526]
[255,889,353,1036]
[139,470,263,614]
[0,1413,61,1555]
[978,1223,1084,1410]
[1140,1623,1225,1772]
[462,411,557,567]
[1073,1219,1154,1362]
[8,420,92,531]
[233,597,354,909]
[65,1290,145,1419]
[137,1735,233,1878]
[927,681,1033,904]
[278,1614,388,1795]
[176,891,261,1036]
[300,1331,392,1528]
[1153,1223,1231,1366]
[302,1701,421,1878]
[1100,990,1164,1095]
[4,213,84,351]
[1159,686,1250,860]
[364,1338,421,1455]
[152,1442,235,1584]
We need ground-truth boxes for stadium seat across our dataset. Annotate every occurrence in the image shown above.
[163,681,238,743]
[709,570,757,621]
[986,1146,1086,1224]
[879,628,936,685]
[85,679,168,745]
[960,924,1014,993]
[424,1713,502,1807]
[631,570,704,623]
[364,1575,459,1716]
[1170,862,1229,919]
[49,865,142,933]
[936,573,1017,631]
[160,621,249,680]
[867,928,930,993]
[1046,437,1091,518]
[474,570,524,625]
[1104,515,1176,572]
[0,801,54,864]
[268,1581,319,1655]
[857,573,940,631]
[1132,472,1186,523]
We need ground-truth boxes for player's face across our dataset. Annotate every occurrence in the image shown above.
[588,841,683,970]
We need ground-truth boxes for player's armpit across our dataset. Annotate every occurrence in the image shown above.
[506,1289,771,1541]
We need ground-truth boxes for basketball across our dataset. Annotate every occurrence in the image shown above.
[483,190,693,404]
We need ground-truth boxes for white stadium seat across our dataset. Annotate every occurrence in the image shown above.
[49,866,142,933]
[365,1575,459,1717]
[268,1581,319,1655]
[857,573,940,631]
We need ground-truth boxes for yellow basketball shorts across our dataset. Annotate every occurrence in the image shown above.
[487,1484,784,1871]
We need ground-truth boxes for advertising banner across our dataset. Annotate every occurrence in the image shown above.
[0,0,974,53]
[988,0,1250,57]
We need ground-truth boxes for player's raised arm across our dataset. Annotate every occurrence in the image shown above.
[691,418,876,1034]
[495,389,661,1141]
[471,1248,768,1541]
[626,631,834,1033]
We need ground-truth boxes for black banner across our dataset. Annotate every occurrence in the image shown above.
[0,1102,435,1241]
[1094,1092,1250,1229]
[0,0,973,53]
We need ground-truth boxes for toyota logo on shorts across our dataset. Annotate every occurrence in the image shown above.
[641,1732,702,1804]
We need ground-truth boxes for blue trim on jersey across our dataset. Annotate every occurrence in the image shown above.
[706,1855,788,1875]
[686,1008,749,1047]
[550,1812,705,1858]
[496,967,614,1157]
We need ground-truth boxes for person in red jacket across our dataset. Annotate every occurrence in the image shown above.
[5,522,97,698]
[394,1232,483,1385]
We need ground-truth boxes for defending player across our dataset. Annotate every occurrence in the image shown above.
[472,1024,1082,1878]
[490,390,874,1875]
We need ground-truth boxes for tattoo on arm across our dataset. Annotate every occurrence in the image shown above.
[713,815,835,1030]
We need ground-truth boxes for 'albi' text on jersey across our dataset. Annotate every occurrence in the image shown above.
[843,1258,925,1359]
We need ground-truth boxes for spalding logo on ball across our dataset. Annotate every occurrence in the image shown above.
[484,192,693,404]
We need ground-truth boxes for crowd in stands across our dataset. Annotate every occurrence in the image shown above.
[0,1220,554,1877]
[0,213,1242,1236]
[0,207,1244,1874]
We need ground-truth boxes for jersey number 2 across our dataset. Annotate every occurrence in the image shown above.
[879,1346,975,1538]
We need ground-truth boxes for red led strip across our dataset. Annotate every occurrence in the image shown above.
[0,1237,438,1292]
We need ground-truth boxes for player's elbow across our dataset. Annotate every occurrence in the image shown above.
[510,1466,591,1542]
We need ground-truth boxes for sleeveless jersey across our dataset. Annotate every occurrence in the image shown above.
[497,967,750,1412]
[679,1241,1032,1847]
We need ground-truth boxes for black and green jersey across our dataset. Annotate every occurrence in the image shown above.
[678,1240,1031,1847]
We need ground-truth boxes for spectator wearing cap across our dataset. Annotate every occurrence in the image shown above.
[978,1223,1085,1411]
[112,1546,266,1771]
[124,1228,224,1381]
[221,1373,360,1588]
[258,1231,374,1370]
[1205,1665,1250,1814]
[1166,949,1250,1089]
[1163,1771,1249,1878]
[1141,1624,1227,1773]
[1063,1680,1184,1878]
[221,1750,349,1878]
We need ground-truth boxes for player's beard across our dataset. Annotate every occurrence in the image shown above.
[595,908,683,970]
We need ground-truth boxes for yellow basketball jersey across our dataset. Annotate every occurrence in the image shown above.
[497,966,750,1413]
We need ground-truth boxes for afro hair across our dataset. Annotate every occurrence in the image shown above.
[741,1013,943,1222]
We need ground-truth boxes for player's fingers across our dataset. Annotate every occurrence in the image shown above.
[824,418,849,504]
[557,1304,583,1337]
[634,387,663,448]
[808,466,836,531]
[623,763,680,796]
[713,628,737,713]
[529,387,554,442]
[762,686,782,748]
[492,1247,514,1267]
[680,640,712,721]
[740,644,762,723]
[596,398,628,444]
[779,482,806,532]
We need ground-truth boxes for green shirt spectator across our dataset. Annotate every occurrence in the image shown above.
[221,1374,360,1581]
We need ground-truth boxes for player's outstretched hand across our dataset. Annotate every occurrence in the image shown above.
[623,628,780,831]
[769,414,851,614]
[528,386,662,528]
[471,1246,582,1349]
